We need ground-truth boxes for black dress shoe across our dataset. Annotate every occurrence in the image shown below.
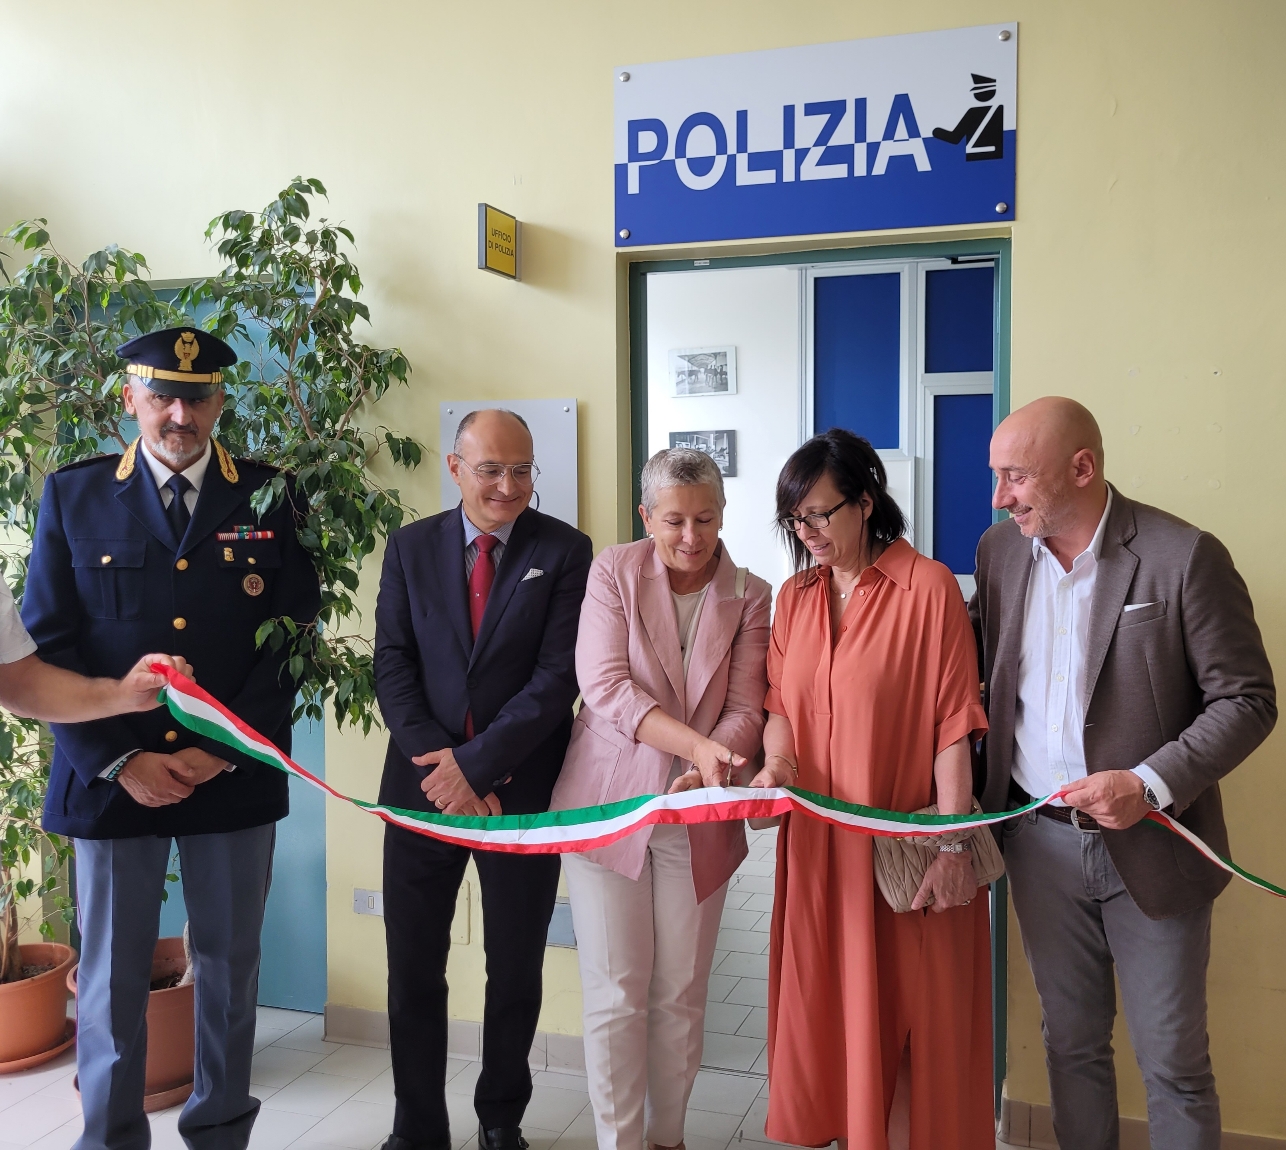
[478,1125,529,1150]
[381,1136,451,1150]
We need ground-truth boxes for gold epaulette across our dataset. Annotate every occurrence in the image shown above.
[115,439,139,480]
[214,440,239,483]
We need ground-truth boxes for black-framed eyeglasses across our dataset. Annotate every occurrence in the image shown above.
[778,498,850,532]
[455,457,540,487]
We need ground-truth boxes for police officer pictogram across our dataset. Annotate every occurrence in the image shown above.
[932,73,1004,160]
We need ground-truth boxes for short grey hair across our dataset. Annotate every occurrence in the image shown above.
[640,447,726,513]
[453,408,531,454]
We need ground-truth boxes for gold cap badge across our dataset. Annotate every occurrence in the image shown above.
[174,331,199,372]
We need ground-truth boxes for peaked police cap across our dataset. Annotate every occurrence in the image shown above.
[117,327,237,400]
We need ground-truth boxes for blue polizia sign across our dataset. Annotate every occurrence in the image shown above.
[614,23,1017,247]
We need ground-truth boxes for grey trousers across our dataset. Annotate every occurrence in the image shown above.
[73,826,276,1150]
[1004,810,1219,1150]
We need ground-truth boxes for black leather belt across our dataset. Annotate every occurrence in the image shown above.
[1038,804,1102,833]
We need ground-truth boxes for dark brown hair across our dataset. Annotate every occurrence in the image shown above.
[775,427,907,575]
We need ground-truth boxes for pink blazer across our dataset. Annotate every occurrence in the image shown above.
[551,538,771,901]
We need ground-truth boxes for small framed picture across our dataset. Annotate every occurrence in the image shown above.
[669,430,738,477]
[669,346,737,396]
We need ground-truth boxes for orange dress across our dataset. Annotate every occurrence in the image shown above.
[764,539,992,1150]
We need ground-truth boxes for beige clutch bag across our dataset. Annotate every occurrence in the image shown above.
[873,799,1005,913]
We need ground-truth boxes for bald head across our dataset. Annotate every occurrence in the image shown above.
[448,407,537,532]
[990,396,1109,554]
[995,396,1104,472]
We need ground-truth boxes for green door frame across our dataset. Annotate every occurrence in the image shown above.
[626,236,1012,1115]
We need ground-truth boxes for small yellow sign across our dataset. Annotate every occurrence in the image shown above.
[478,203,520,280]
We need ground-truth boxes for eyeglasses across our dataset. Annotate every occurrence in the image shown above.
[454,456,540,487]
[779,498,849,532]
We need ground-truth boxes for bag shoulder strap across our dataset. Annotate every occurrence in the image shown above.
[734,566,748,599]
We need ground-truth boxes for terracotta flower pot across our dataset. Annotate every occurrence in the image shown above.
[0,942,78,1072]
[68,936,195,1111]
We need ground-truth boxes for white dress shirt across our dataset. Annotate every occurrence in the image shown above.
[1012,488,1173,809]
[140,439,211,512]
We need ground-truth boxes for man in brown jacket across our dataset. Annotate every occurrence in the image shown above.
[971,397,1275,1150]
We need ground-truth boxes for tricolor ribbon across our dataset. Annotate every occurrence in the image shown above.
[153,666,1286,898]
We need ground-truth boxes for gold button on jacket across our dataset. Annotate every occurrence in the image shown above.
[176,558,189,571]
[165,730,179,743]
[172,617,187,630]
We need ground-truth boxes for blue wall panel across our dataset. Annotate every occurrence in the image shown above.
[933,392,994,574]
[924,266,994,374]
[813,272,902,448]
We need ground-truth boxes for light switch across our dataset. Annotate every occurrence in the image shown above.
[353,889,383,917]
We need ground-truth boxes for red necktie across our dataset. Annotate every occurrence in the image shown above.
[465,534,498,739]
[469,534,498,638]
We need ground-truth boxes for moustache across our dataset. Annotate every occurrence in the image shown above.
[161,423,198,436]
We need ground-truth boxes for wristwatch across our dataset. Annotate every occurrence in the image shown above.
[939,841,972,854]
[1142,784,1161,811]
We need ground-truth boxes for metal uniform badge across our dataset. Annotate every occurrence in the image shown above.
[224,547,235,562]
[174,331,199,371]
[242,573,265,597]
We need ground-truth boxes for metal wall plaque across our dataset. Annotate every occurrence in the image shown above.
[478,203,520,279]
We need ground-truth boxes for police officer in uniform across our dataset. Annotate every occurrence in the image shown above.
[22,328,322,1150]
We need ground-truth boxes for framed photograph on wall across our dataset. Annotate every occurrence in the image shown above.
[669,346,737,396]
[669,430,737,477]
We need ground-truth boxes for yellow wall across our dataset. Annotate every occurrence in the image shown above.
[3,0,1285,1137]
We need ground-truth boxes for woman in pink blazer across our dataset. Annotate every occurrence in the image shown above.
[551,448,771,1150]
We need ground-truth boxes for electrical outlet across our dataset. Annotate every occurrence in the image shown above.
[353,889,383,917]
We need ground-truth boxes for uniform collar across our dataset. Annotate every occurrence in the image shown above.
[139,438,212,493]
[460,504,516,548]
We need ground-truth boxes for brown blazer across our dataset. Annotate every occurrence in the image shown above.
[970,487,1276,919]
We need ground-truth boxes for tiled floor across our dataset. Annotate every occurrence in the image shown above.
[2,828,1015,1150]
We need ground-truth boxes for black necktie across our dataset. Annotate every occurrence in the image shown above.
[165,474,193,545]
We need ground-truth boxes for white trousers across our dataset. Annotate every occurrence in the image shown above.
[563,826,728,1150]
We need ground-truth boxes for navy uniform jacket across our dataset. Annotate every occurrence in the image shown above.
[374,506,592,818]
[23,441,322,840]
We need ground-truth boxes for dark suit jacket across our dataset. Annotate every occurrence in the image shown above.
[971,487,1276,919]
[374,505,593,818]
[24,445,322,840]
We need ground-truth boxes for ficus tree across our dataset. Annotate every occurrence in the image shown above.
[0,177,421,981]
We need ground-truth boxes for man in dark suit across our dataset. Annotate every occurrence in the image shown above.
[374,408,592,1150]
[23,328,321,1150]
[971,397,1275,1150]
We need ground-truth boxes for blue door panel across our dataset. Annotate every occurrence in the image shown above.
[813,273,901,448]
[924,266,994,373]
[933,392,994,574]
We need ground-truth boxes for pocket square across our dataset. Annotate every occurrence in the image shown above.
[521,568,545,581]
[1123,601,1158,612]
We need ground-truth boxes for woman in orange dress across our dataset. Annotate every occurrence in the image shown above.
[749,429,992,1150]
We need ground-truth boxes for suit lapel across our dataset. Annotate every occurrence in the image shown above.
[114,465,178,553]
[435,509,474,661]
[1084,491,1138,707]
[470,510,538,669]
[179,461,244,559]
[637,543,686,709]
[684,551,741,721]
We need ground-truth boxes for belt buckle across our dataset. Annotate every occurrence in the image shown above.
[1069,808,1099,833]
